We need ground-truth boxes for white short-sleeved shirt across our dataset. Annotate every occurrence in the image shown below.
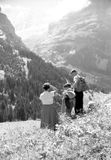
[39,91,55,105]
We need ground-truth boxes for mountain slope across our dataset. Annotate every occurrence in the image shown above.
[0,10,69,85]
[0,9,71,122]
[34,0,111,90]
[0,12,27,77]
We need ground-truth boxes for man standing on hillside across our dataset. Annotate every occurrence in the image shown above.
[70,69,84,115]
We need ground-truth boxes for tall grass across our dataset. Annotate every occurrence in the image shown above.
[0,93,111,159]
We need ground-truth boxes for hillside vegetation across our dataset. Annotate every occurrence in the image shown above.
[0,92,111,160]
[0,10,71,122]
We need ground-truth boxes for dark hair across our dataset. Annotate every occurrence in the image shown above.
[43,83,50,90]
[64,83,71,88]
[70,69,77,74]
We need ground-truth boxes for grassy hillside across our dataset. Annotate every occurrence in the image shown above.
[0,92,111,160]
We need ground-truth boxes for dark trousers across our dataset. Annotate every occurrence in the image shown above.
[65,101,74,117]
[75,91,83,115]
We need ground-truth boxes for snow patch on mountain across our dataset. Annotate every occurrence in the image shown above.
[13,49,19,55]
[22,57,31,79]
[0,29,6,40]
[69,49,76,55]
[17,56,31,79]
[0,70,5,80]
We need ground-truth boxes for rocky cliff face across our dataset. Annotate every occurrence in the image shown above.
[0,11,29,78]
[34,0,111,90]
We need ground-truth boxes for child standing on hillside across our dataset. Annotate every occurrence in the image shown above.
[62,83,75,117]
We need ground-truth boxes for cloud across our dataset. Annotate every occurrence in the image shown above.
[50,0,90,21]
[1,0,90,40]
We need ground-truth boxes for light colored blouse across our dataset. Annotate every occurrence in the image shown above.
[39,91,55,105]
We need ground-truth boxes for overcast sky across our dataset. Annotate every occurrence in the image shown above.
[0,0,90,40]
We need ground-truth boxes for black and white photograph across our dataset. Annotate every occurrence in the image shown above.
[0,0,111,159]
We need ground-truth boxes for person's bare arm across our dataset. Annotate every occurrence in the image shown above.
[49,84,58,92]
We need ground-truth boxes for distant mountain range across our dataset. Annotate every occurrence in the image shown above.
[32,0,111,91]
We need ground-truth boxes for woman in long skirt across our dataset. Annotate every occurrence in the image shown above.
[39,83,59,131]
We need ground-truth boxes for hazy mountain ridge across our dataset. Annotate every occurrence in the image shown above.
[34,0,111,90]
